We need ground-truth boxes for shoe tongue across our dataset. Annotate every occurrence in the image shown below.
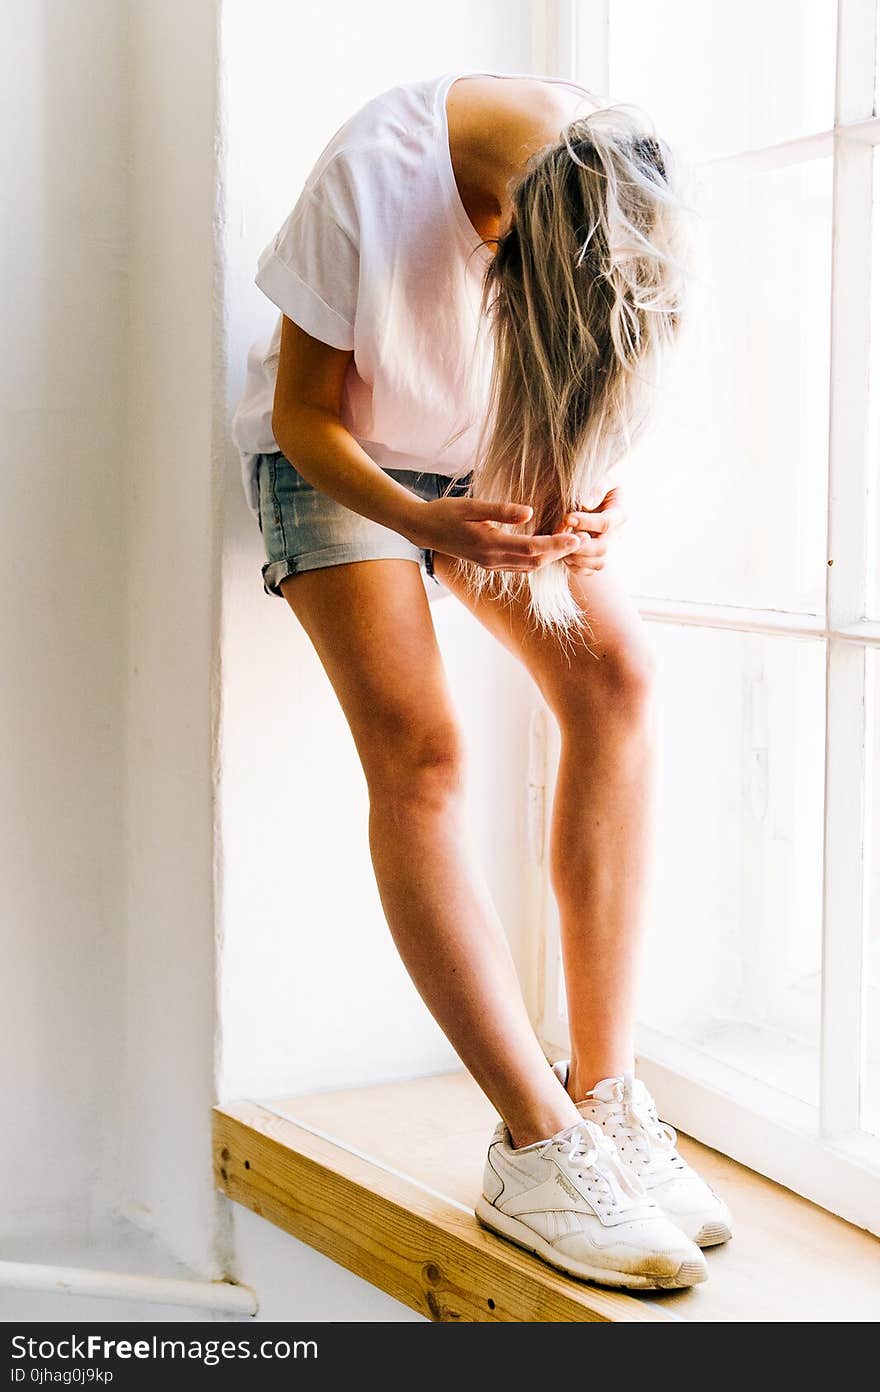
[590,1076,626,1103]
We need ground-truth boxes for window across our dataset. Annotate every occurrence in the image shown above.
[536,0,880,1234]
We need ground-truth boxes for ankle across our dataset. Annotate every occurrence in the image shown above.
[506,1096,581,1150]
[567,1056,634,1104]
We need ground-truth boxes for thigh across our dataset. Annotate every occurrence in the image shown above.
[279,558,462,774]
[431,550,649,715]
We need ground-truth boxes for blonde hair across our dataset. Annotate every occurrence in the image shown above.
[447,101,691,643]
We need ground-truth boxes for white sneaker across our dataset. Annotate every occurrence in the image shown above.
[475,1117,707,1290]
[553,1063,733,1247]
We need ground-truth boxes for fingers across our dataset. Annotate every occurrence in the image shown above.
[465,498,534,526]
[495,533,582,568]
[563,551,606,572]
[558,531,607,572]
[548,518,610,573]
[463,497,627,535]
[458,498,617,572]
[476,530,582,572]
[563,504,627,534]
[552,521,608,556]
[563,511,611,535]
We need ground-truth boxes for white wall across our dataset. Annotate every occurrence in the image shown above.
[0,0,222,1278]
[218,0,544,1102]
[0,0,128,1233]
[122,0,222,1273]
[230,1207,425,1322]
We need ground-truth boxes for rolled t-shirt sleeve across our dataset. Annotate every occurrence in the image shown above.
[254,170,359,351]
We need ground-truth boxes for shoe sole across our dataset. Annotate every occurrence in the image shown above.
[475,1198,708,1292]
[693,1221,733,1248]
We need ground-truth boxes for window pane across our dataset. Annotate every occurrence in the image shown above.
[862,653,880,1135]
[617,157,831,614]
[638,625,826,1107]
[606,0,837,163]
[868,152,880,622]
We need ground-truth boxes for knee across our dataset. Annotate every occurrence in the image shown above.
[364,718,466,811]
[602,634,657,721]
[561,631,657,739]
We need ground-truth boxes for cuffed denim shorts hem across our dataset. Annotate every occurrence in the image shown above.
[262,541,428,597]
[255,450,472,602]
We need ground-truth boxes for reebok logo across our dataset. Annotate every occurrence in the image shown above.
[555,1169,581,1202]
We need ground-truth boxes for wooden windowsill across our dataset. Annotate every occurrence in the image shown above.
[213,1070,880,1323]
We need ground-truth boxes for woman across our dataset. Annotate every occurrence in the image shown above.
[232,69,731,1293]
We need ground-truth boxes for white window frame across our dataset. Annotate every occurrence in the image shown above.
[529,0,880,1235]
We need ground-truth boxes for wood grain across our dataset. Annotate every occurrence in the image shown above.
[213,1099,677,1323]
[267,1070,880,1323]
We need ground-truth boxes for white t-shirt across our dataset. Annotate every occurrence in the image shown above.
[231,70,589,517]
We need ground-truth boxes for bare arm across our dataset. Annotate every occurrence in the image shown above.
[271,315,580,572]
[271,314,426,535]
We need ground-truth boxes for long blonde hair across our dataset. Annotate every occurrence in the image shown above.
[447,102,691,642]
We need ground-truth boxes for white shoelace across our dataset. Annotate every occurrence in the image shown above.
[540,1118,647,1212]
[576,1074,687,1174]
[597,1075,686,1176]
[621,1075,678,1148]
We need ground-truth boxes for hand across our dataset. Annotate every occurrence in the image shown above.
[406,497,582,573]
[554,486,628,573]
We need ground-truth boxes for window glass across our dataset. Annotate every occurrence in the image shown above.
[637,624,826,1107]
[606,0,837,163]
[617,157,832,615]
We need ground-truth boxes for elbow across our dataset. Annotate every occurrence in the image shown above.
[273,401,338,456]
[271,401,302,458]
[271,401,287,449]
[273,398,320,453]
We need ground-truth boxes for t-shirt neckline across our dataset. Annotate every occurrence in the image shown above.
[434,69,595,272]
[436,72,498,270]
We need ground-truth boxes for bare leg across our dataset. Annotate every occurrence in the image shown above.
[433,555,656,1102]
[279,559,579,1145]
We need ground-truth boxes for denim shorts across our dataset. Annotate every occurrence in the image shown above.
[255,450,473,601]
